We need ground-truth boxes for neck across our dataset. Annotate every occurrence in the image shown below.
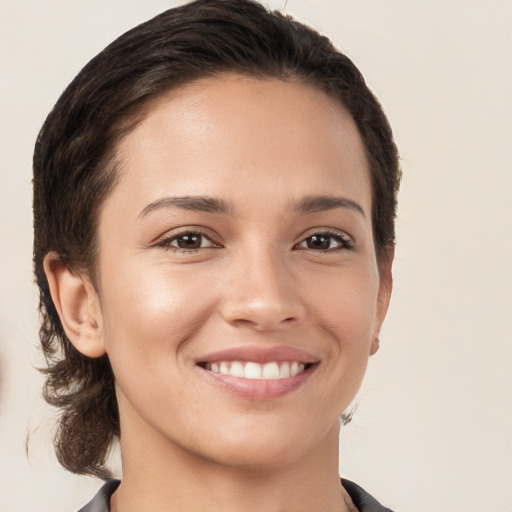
[111,413,352,512]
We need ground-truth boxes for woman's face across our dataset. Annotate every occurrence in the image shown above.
[94,75,392,469]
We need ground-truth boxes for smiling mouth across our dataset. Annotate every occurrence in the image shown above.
[196,360,318,400]
[198,360,315,380]
[195,346,320,399]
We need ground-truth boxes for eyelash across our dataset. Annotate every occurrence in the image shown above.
[155,229,219,254]
[295,228,354,252]
[155,228,354,254]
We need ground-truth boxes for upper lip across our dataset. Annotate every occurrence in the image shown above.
[196,345,320,365]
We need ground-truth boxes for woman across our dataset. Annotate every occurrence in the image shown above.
[33,1,400,510]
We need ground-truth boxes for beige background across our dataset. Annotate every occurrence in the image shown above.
[1,1,511,510]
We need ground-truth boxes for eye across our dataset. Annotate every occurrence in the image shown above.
[156,230,219,252]
[296,230,354,252]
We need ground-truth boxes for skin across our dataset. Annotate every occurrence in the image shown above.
[45,74,392,512]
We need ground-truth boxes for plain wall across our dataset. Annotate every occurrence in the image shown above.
[1,1,511,510]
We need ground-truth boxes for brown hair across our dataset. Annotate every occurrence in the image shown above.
[33,0,400,479]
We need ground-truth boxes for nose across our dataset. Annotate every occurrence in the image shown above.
[220,245,306,332]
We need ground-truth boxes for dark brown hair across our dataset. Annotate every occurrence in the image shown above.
[33,0,400,479]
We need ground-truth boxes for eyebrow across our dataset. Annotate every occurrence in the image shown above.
[294,195,366,218]
[138,194,365,218]
[139,196,234,218]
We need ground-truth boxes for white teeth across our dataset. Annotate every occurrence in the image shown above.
[230,361,245,377]
[244,362,262,379]
[207,361,308,380]
[279,362,290,378]
[262,362,280,379]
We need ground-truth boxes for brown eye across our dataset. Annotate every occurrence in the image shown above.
[157,230,218,252]
[305,234,331,250]
[296,231,354,252]
[176,233,202,249]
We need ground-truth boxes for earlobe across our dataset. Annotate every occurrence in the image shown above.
[43,252,106,358]
[370,335,380,356]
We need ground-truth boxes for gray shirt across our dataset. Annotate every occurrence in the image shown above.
[78,478,394,512]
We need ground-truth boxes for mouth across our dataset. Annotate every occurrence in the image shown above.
[195,346,320,400]
[198,360,315,379]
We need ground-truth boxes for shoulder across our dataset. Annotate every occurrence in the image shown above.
[77,480,120,512]
[341,478,395,512]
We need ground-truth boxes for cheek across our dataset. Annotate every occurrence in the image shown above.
[99,262,212,370]
[309,264,380,342]
[309,264,380,401]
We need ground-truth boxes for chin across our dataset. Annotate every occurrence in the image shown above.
[192,420,334,471]
[205,443,306,471]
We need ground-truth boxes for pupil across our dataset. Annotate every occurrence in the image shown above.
[178,234,200,248]
[309,235,329,250]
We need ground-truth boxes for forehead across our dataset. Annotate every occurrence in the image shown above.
[109,74,371,218]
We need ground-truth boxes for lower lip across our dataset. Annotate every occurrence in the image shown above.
[198,365,317,400]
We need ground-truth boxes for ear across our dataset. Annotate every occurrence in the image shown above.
[370,247,394,356]
[43,252,106,358]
